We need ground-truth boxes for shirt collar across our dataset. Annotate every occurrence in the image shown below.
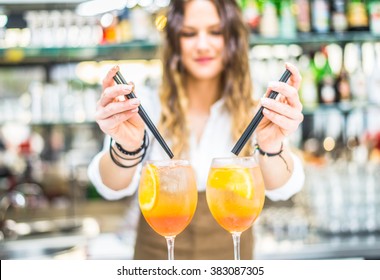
[210,97,226,115]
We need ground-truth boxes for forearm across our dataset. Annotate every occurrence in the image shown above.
[257,145,294,190]
[99,147,141,191]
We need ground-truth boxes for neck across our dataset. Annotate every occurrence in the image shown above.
[186,76,221,114]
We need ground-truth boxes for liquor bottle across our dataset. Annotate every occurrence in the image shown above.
[130,7,152,41]
[280,0,297,38]
[335,56,351,103]
[299,54,319,109]
[347,0,369,31]
[295,0,311,33]
[259,0,279,37]
[117,8,133,43]
[331,0,348,33]
[316,48,338,104]
[311,0,330,33]
[368,0,380,35]
[349,44,368,102]
[101,13,118,44]
[368,43,380,104]
[16,136,47,209]
[240,0,261,33]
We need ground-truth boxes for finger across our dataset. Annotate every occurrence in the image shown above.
[98,109,140,131]
[285,62,302,90]
[99,84,134,107]
[278,95,288,104]
[262,87,279,99]
[102,65,120,90]
[95,99,140,120]
[261,97,303,120]
[262,108,303,132]
[128,81,135,92]
[267,81,302,109]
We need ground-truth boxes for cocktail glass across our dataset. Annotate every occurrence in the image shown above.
[206,157,265,260]
[138,159,198,260]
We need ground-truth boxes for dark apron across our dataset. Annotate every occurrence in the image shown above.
[134,191,254,260]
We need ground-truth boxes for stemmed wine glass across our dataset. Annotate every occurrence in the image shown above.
[206,156,265,260]
[138,159,198,260]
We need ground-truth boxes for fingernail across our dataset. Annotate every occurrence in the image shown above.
[130,98,140,105]
[123,85,133,91]
[113,65,119,71]
[263,108,270,115]
[131,108,139,113]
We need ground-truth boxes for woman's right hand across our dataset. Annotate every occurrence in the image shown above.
[95,65,145,151]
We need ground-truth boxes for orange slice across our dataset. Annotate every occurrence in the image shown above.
[208,166,254,200]
[139,164,159,211]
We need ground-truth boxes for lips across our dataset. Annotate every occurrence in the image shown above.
[195,57,213,63]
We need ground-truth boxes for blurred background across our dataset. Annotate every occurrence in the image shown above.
[0,0,380,260]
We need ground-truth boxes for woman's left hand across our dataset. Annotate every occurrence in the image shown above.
[256,62,304,152]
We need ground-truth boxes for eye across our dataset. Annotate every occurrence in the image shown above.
[210,30,222,36]
[180,31,196,37]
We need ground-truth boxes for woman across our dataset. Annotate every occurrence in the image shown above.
[88,0,304,259]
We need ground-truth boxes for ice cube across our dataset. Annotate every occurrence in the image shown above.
[157,166,177,193]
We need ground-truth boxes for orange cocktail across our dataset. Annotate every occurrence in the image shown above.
[138,159,197,259]
[206,157,265,259]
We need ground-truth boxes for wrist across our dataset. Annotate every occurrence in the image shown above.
[109,131,149,169]
[255,142,291,173]
[115,134,146,156]
[255,142,283,157]
[114,132,145,152]
[111,146,142,165]
[255,140,283,154]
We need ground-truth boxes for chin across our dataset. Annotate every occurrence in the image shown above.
[188,69,222,81]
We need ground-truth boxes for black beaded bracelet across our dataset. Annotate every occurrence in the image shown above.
[255,142,283,157]
[109,131,149,168]
[109,147,144,168]
[115,131,147,156]
[255,142,291,173]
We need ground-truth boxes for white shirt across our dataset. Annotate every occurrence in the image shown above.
[87,89,305,202]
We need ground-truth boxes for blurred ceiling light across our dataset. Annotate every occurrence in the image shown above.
[139,0,153,7]
[323,137,335,152]
[155,0,170,8]
[76,0,126,16]
[100,13,114,28]
[126,0,138,9]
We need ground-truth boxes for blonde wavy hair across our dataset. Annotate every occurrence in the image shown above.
[159,0,255,157]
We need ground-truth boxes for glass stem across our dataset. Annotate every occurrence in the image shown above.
[232,232,242,260]
[165,236,176,260]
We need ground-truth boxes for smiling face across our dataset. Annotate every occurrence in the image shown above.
[179,0,225,81]
[160,0,253,157]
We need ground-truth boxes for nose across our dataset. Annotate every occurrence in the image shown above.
[195,32,210,51]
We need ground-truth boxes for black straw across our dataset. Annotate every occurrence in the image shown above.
[231,69,292,156]
[113,71,174,159]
